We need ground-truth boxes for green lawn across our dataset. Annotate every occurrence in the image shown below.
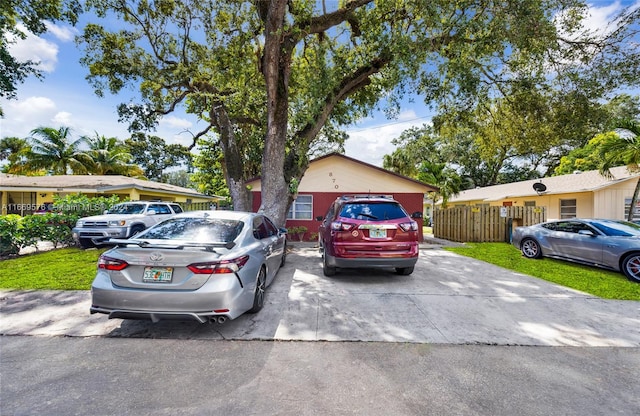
[445,243,640,300]
[2,243,639,300]
[0,248,108,290]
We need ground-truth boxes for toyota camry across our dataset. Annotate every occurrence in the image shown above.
[90,210,287,323]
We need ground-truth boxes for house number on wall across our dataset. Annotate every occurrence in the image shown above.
[329,172,339,189]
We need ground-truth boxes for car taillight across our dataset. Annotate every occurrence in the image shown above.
[399,221,418,232]
[187,255,250,274]
[98,255,129,271]
[331,221,355,231]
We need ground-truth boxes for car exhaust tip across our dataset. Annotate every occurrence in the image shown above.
[210,316,227,324]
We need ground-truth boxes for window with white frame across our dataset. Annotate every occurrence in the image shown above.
[560,199,577,219]
[287,195,313,220]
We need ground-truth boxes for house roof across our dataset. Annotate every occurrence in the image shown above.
[447,166,639,204]
[0,174,220,200]
[245,152,439,193]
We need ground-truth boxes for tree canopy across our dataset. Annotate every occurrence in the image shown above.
[1,0,82,103]
[77,0,638,225]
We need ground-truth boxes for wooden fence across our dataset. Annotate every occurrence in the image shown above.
[433,206,546,243]
[180,202,216,211]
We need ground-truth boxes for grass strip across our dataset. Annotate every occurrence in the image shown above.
[445,243,640,301]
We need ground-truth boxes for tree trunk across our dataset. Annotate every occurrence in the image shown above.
[259,0,294,227]
[627,177,640,222]
[211,102,252,211]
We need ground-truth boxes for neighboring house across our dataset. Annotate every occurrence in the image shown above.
[247,153,438,241]
[441,166,640,221]
[0,174,221,215]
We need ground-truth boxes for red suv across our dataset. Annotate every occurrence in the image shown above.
[317,195,420,276]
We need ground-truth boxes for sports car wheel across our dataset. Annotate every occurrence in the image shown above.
[248,267,266,313]
[322,248,336,277]
[521,238,542,259]
[621,253,640,283]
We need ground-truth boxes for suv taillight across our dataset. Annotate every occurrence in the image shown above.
[399,221,418,232]
[98,255,129,271]
[331,221,355,231]
[187,255,250,274]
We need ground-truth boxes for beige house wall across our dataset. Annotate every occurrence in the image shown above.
[249,154,432,194]
[446,185,640,221]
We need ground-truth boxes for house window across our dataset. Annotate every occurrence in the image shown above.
[624,198,640,222]
[560,199,577,219]
[524,201,536,207]
[287,195,313,220]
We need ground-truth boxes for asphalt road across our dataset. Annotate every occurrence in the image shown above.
[2,244,639,346]
[2,243,640,415]
[2,337,639,415]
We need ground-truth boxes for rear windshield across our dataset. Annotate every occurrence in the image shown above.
[338,202,408,221]
[138,218,244,243]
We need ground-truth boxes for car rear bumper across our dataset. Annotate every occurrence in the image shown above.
[327,255,418,269]
[72,226,130,244]
[90,272,251,322]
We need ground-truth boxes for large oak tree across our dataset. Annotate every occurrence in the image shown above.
[79,0,608,226]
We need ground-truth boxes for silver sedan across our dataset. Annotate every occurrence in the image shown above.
[512,218,640,283]
[90,210,287,323]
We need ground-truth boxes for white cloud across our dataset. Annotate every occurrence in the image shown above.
[44,22,77,42]
[159,116,193,129]
[6,24,59,72]
[52,111,73,126]
[345,110,431,167]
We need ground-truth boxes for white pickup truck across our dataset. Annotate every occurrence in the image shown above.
[72,201,183,248]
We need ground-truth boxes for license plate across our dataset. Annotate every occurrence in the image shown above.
[143,267,173,283]
[369,228,387,239]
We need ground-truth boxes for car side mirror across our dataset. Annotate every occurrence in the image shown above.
[578,230,595,237]
[146,209,157,216]
[411,211,423,219]
[279,227,288,236]
[316,216,324,221]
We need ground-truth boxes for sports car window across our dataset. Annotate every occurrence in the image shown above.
[139,218,243,243]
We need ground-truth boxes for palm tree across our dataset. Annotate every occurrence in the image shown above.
[417,160,463,208]
[84,133,144,177]
[598,120,640,221]
[26,126,89,174]
[0,137,31,174]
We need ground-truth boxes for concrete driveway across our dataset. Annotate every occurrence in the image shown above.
[1,244,639,346]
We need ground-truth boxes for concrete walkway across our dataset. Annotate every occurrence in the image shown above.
[1,244,639,346]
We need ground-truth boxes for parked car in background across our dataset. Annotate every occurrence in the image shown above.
[90,210,287,323]
[317,195,420,276]
[512,218,640,283]
[72,201,183,248]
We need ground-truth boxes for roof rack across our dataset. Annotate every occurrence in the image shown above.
[338,194,393,200]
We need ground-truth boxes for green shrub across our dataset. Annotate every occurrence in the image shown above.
[0,215,23,256]
[287,225,308,241]
[0,195,125,255]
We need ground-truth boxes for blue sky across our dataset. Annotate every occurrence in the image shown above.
[1,1,638,167]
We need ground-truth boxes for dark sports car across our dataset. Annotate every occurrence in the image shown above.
[512,218,640,283]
